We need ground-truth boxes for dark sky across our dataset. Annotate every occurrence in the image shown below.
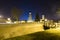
[0,0,60,20]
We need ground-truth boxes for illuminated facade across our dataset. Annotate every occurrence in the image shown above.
[27,12,33,22]
[42,15,45,20]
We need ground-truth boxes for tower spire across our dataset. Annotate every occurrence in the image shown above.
[27,12,33,22]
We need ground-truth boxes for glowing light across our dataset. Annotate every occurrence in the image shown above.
[27,20,33,23]
[14,21,19,23]
[0,16,2,18]
[7,18,11,20]
[27,12,33,23]
[14,22,17,23]
[0,15,3,18]
[29,12,31,14]
[20,21,25,23]
[6,21,11,23]
[42,15,45,20]
[45,19,47,21]
[6,18,12,23]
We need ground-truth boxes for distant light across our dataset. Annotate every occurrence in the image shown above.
[27,20,33,23]
[20,21,25,23]
[0,16,2,18]
[6,21,11,23]
[0,15,3,18]
[14,22,17,23]
[45,19,47,21]
[29,12,31,14]
[7,18,11,20]
[6,18,12,23]
[14,21,19,23]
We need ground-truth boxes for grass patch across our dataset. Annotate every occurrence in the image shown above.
[5,29,60,40]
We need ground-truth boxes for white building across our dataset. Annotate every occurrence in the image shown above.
[27,12,33,22]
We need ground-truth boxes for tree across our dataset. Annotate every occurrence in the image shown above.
[35,12,40,22]
[56,8,60,19]
[11,7,23,21]
[56,8,60,14]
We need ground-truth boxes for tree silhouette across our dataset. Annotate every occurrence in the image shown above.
[11,7,23,21]
[35,12,40,22]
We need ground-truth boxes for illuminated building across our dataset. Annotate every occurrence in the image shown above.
[40,15,45,24]
[27,12,33,22]
[20,20,25,23]
[42,15,45,20]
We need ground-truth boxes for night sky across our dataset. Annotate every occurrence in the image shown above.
[0,0,60,20]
